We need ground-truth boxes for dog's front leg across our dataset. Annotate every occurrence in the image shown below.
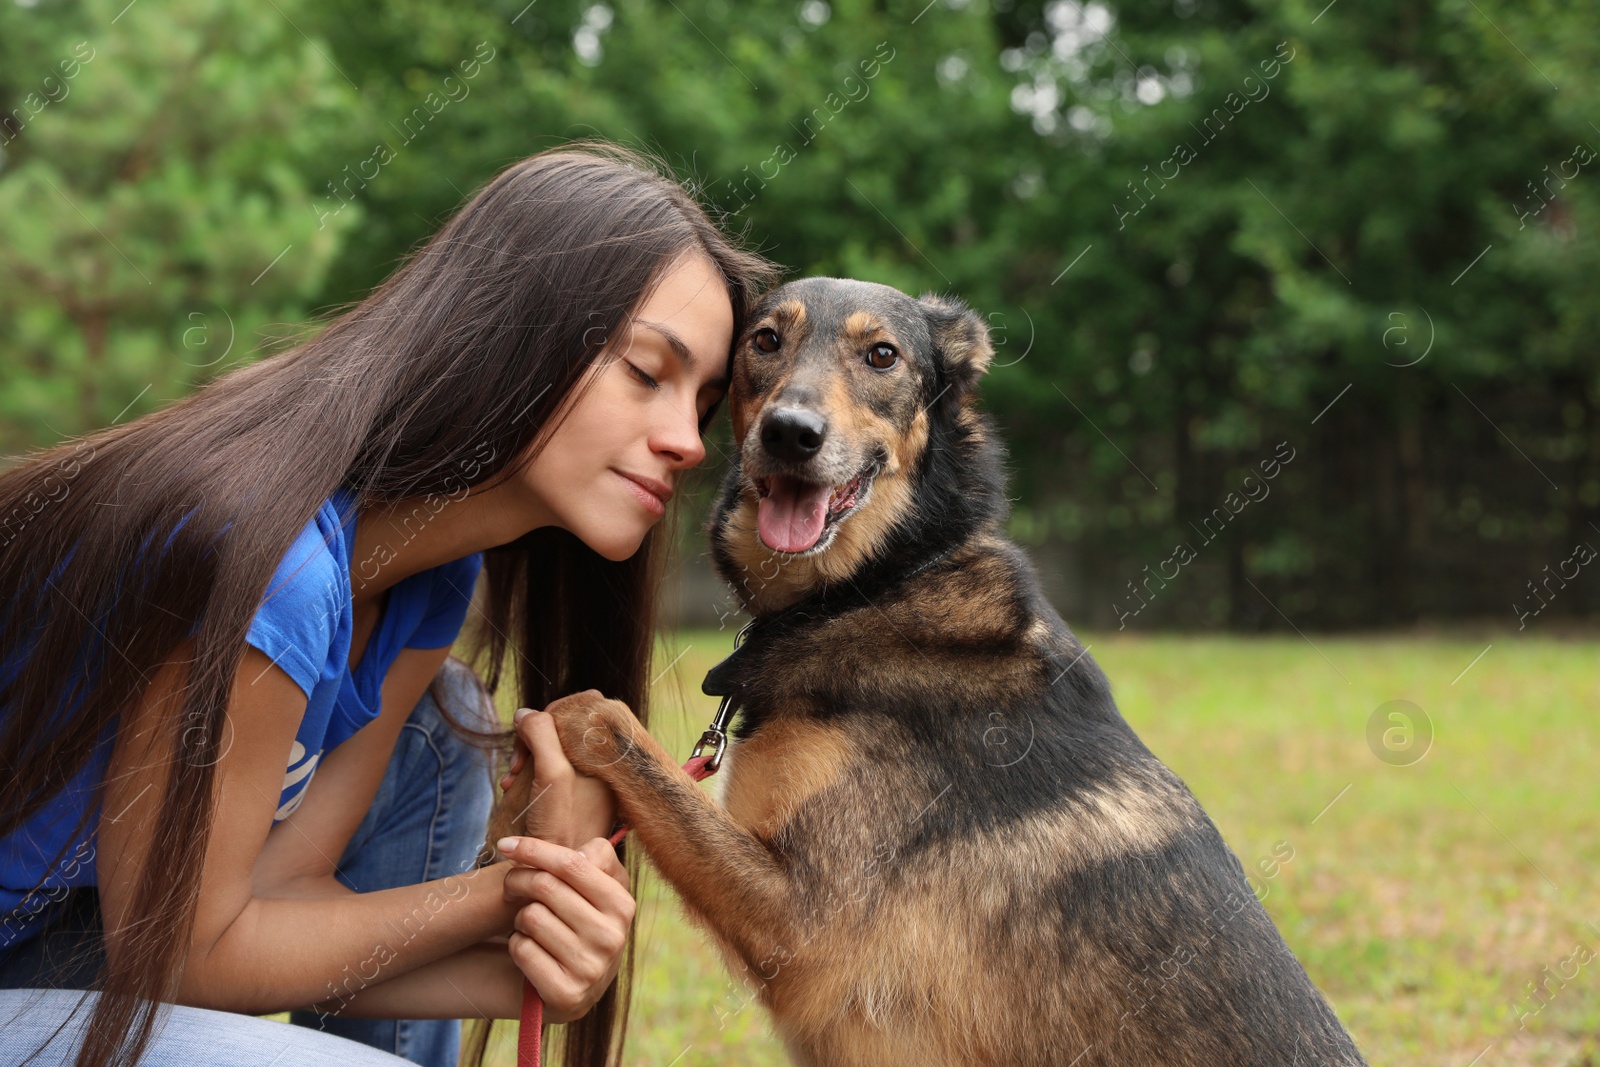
[541,690,799,978]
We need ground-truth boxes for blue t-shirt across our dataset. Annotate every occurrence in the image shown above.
[0,484,484,952]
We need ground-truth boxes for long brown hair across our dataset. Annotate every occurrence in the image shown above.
[0,139,784,1067]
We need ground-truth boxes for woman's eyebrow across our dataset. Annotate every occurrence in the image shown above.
[636,318,728,391]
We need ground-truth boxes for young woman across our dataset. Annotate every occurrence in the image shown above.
[0,140,784,1067]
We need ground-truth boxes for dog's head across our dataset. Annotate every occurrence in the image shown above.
[709,276,997,614]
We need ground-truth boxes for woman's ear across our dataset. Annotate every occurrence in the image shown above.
[917,292,994,400]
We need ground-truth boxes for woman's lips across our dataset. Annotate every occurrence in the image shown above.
[615,469,670,516]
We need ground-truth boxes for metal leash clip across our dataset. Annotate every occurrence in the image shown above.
[690,694,735,774]
[690,618,758,774]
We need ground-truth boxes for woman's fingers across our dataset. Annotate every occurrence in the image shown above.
[505,698,621,845]
[509,884,620,995]
[512,895,588,962]
[500,737,527,791]
[504,864,588,915]
[504,862,623,951]
[508,929,589,1024]
[499,834,636,1023]
[500,711,530,790]
[514,708,575,846]
[577,836,630,891]
[497,836,635,925]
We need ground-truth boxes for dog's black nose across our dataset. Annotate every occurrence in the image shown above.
[760,407,827,464]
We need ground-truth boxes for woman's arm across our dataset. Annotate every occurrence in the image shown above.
[290,939,599,1024]
[250,641,480,898]
[246,638,635,1025]
[252,857,627,1023]
[303,939,528,1021]
[98,642,522,1015]
[235,873,535,1019]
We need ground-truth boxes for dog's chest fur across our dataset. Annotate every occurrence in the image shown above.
[719,713,858,842]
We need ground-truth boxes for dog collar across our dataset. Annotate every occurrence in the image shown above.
[694,538,967,770]
[691,617,762,772]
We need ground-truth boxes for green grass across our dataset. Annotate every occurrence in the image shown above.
[287,629,1593,1065]
[487,629,1598,1067]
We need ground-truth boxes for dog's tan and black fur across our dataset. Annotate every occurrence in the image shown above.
[543,278,1367,1065]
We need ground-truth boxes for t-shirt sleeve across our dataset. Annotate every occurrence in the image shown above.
[404,551,484,650]
[244,521,346,701]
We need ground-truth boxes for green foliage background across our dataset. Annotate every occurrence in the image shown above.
[3,0,1597,629]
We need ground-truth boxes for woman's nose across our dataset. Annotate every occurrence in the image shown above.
[656,404,707,468]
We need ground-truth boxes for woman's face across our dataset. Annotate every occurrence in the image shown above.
[522,251,735,561]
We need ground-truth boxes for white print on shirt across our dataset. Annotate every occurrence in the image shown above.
[275,740,320,821]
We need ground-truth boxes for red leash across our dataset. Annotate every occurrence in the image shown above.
[515,749,723,1065]
[515,619,753,1066]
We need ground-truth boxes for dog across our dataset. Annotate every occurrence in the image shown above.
[533,277,1368,1065]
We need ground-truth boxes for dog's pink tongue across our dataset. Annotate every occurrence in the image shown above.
[757,476,830,553]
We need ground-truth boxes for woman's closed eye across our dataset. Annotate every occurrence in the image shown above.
[625,361,660,390]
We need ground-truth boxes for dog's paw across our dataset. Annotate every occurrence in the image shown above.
[544,689,640,776]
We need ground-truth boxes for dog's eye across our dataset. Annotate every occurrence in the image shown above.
[865,343,898,370]
[752,327,781,353]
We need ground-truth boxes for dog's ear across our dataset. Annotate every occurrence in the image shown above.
[918,292,993,400]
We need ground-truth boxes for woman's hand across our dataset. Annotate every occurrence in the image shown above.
[498,834,636,1023]
[503,704,617,847]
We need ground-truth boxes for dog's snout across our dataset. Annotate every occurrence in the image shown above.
[760,407,827,464]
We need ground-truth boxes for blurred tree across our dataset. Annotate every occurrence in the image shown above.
[3,0,1595,626]
[982,0,1600,628]
[0,0,360,450]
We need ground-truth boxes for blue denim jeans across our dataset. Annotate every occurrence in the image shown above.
[0,656,499,1067]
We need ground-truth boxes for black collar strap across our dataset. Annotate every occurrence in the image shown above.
[701,616,764,698]
[689,539,966,772]
[689,617,761,772]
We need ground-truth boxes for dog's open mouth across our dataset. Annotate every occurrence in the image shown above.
[753,464,875,554]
